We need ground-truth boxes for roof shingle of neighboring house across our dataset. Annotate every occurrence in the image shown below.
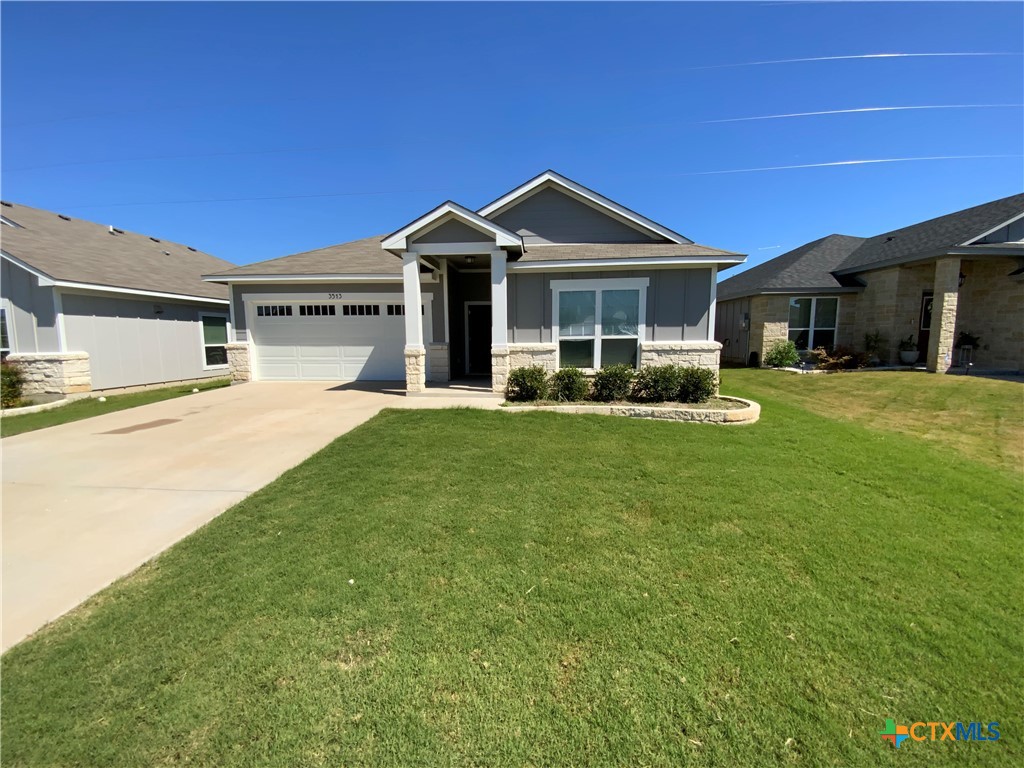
[0,202,232,301]
[716,234,866,301]
[833,192,1024,274]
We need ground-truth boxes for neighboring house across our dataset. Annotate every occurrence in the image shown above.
[716,194,1024,372]
[203,170,744,393]
[1,202,235,394]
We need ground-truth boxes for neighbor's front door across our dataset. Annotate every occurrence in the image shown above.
[918,292,933,363]
[466,303,492,376]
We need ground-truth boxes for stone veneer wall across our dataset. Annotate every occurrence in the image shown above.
[427,343,450,383]
[6,352,91,395]
[955,259,1023,371]
[404,347,426,393]
[748,295,789,366]
[639,341,721,392]
[507,344,558,372]
[490,347,510,394]
[927,258,960,373]
[225,343,251,383]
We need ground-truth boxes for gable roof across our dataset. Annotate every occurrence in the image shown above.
[477,170,692,244]
[382,201,521,252]
[834,192,1024,275]
[0,201,232,301]
[716,234,866,301]
[204,235,398,278]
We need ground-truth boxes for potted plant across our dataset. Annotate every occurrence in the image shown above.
[864,331,885,366]
[955,330,982,349]
[898,335,919,365]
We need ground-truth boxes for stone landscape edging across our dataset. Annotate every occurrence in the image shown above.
[503,395,760,424]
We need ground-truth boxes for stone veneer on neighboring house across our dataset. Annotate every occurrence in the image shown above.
[6,352,92,396]
[748,295,790,365]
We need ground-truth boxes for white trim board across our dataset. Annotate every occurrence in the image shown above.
[477,170,692,245]
[203,273,437,284]
[508,256,743,272]
[382,201,522,252]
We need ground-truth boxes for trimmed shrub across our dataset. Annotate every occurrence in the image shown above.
[549,367,589,402]
[810,346,870,371]
[677,366,717,403]
[505,365,548,402]
[1,361,26,408]
[591,364,634,402]
[631,364,684,403]
[763,339,800,368]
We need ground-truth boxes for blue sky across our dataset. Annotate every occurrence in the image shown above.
[2,1,1022,273]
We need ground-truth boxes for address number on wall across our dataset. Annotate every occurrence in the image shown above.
[327,293,344,300]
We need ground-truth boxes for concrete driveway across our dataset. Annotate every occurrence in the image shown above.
[2,381,498,652]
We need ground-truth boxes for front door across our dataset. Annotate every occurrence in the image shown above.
[465,303,492,376]
[918,291,933,363]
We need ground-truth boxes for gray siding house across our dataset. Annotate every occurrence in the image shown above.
[204,171,744,393]
[1,202,235,394]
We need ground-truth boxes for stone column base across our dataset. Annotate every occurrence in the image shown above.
[6,352,92,395]
[405,346,426,393]
[491,346,511,394]
[225,343,252,383]
[427,343,450,383]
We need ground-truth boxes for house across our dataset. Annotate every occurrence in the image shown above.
[1,202,236,395]
[715,194,1024,372]
[203,170,744,393]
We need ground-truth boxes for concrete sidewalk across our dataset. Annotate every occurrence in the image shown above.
[1,381,499,652]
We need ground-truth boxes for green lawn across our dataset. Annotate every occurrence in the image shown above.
[1,374,1021,766]
[0,378,231,438]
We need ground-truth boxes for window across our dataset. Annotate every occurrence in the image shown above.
[553,279,645,369]
[341,304,381,316]
[256,305,292,317]
[788,297,838,351]
[201,314,228,368]
[0,307,10,357]
[298,304,336,317]
[386,304,405,316]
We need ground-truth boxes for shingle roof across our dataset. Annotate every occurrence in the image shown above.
[834,192,1024,274]
[716,234,866,301]
[205,235,399,277]
[0,202,232,301]
[517,242,740,262]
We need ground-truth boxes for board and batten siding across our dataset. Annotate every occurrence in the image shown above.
[229,282,445,343]
[507,268,713,343]
[1,258,61,353]
[491,187,659,245]
[62,291,226,390]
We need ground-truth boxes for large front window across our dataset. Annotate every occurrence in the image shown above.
[788,297,838,351]
[554,280,645,369]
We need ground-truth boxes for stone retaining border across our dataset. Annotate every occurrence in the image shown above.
[1,398,72,417]
[503,396,760,425]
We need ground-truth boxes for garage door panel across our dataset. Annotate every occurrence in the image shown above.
[252,303,405,381]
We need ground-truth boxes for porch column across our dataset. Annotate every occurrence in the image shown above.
[490,249,510,394]
[927,256,961,373]
[402,251,426,393]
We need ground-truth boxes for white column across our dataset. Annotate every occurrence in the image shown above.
[490,249,508,348]
[402,251,424,349]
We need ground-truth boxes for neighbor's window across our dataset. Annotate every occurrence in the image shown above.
[201,315,228,368]
[556,286,641,369]
[788,297,838,351]
[0,307,10,357]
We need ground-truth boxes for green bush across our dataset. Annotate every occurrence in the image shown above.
[631,364,684,403]
[677,366,717,403]
[1,361,26,408]
[505,365,549,402]
[549,367,589,402]
[763,339,800,368]
[591,364,634,402]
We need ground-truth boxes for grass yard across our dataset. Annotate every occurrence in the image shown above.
[0,378,231,438]
[1,373,1021,766]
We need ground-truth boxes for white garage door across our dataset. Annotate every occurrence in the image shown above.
[252,301,406,381]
